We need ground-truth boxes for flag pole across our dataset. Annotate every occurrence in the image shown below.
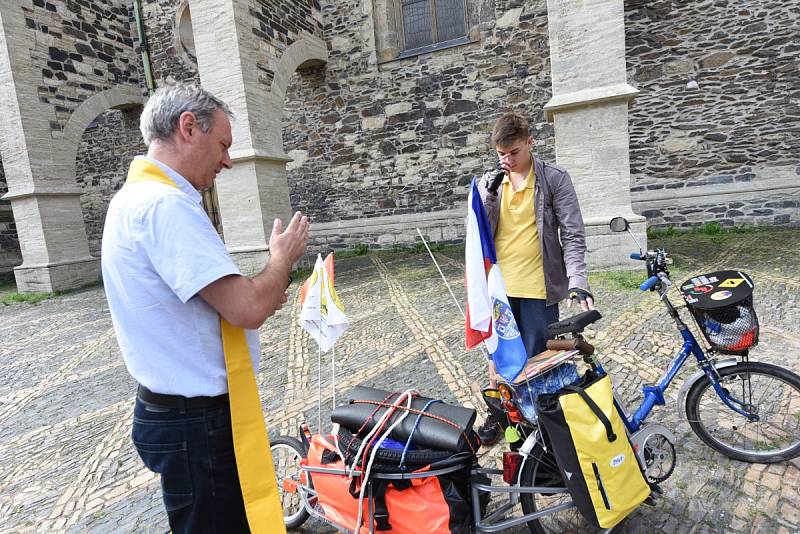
[415,228,492,361]
[316,323,322,434]
[416,228,464,318]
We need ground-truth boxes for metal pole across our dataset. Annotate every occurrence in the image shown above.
[416,228,464,319]
[415,228,492,360]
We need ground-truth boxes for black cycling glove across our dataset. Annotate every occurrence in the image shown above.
[568,287,594,308]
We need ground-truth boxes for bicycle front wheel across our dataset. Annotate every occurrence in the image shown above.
[685,361,800,463]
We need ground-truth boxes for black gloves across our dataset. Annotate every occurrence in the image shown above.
[568,287,595,310]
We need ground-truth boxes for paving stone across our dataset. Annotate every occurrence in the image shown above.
[1,230,799,532]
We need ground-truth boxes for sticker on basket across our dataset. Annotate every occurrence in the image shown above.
[719,278,744,288]
[710,290,733,301]
[688,285,714,295]
[684,295,698,304]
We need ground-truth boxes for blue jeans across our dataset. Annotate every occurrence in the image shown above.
[508,297,559,359]
[132,398,249,534]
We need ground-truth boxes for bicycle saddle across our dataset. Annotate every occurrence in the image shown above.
[547,309,602,336]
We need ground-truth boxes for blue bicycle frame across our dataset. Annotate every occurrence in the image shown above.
[591,283,755,436]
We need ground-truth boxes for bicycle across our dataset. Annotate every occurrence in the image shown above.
[511,216,800,532]
[271,216,800,533]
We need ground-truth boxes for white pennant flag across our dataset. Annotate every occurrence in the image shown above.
[299,253,349,352]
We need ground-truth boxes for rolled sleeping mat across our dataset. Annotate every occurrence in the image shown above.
[330,386,477,453]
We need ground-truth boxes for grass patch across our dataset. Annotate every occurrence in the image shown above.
[0,280,101,306]
[290,265,314,285]
[590,270,646,291]
[2,291,60,306]
[648,222,760,245]
[336,243,370,258]
[0,280,17,297]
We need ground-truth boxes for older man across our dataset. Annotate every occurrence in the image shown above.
[101,84,308,532]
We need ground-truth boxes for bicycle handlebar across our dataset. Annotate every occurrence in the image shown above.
[640,275,660,291]
[630,252,645,260]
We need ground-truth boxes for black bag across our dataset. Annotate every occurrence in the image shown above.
[331,386,478,453]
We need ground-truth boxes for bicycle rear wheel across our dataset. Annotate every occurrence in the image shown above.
[518,443,624,533]
[685,361,800,463]
[271,436,312,530]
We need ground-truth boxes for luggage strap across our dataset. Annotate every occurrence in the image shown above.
[347,474,413,531]
[561,385,617,442]
[351,399,476,454]
[351,400,460,430]
[400,399,441,471]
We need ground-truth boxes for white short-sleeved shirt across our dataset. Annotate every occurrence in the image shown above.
[101,156,260,397]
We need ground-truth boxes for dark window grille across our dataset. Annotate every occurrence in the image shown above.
[434,0,466,42]
[400,0,467,54]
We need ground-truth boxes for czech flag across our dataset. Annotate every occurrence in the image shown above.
[465,179,528,382]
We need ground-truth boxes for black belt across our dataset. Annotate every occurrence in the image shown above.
[137,385,229,410]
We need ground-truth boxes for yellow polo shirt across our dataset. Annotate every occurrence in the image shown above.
[494,164,546,299]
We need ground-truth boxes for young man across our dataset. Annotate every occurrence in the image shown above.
[101,84,309,532]
[475,112,593,445]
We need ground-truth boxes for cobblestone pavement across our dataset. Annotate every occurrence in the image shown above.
[1,229,799,533]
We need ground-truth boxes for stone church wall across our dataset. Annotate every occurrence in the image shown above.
[250,0,325,93]
[4,0,798,284]
[22,0,141,134]
[76,108,146,255]
[280,0,798,235]
[67,0,203,259]
[282,0,556,230]
[64,0,202,258]
[140,0,199,85]
[624,0,799,228]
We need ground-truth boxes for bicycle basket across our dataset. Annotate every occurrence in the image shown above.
[679,270,759,354]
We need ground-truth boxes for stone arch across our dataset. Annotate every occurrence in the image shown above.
[57,86,147,255]
[269,35,328,109]
[59,85,147,177]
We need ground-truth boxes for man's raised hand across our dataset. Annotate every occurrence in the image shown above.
[269,211,309,268]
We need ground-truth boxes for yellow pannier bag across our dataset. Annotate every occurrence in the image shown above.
[535,371,650,528]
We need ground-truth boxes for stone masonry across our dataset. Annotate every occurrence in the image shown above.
[0,0,145,291]
[26,0,140,132]
[75,107,146,255]
[141,0,200,86]
[624,0,800,228]
[283,0,556,227]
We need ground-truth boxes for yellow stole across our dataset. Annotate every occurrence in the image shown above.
[126,158,286,533]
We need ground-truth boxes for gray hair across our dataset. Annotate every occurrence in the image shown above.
[139,84,233,146]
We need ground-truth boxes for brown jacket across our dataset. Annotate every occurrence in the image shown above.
[476,156,589,306]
